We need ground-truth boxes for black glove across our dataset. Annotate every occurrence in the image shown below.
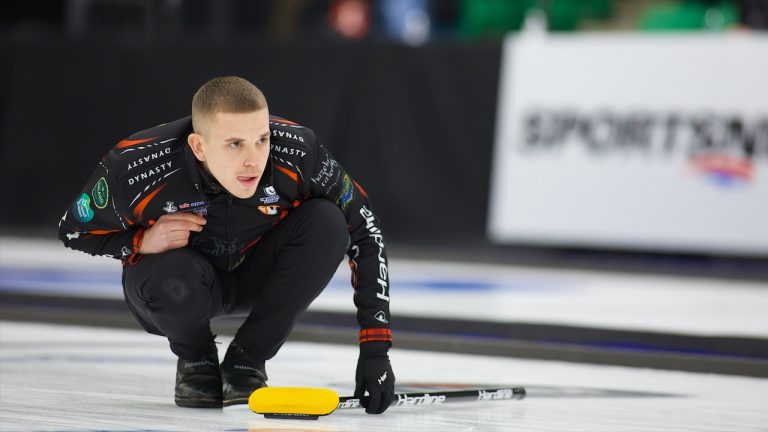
[354,341,395,414]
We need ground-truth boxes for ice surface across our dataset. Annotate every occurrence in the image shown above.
[2,322,767,432]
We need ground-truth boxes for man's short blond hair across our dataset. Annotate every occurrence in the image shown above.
[191,76,268,134]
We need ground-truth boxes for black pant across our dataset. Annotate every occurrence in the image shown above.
[122,199,348,360]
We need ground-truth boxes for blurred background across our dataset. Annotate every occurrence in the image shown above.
[1,4,768,430]
[1,0,767,276]
[0,0,767,376]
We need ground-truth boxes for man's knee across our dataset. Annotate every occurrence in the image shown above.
[299,199,349,254]
[124,248,216,314]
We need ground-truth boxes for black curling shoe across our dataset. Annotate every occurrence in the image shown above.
[174,343,223,408]
[221,341,268,406]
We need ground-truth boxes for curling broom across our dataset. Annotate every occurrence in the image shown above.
[248,386,526,419]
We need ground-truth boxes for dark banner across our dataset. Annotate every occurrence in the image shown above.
[0,38,501,243]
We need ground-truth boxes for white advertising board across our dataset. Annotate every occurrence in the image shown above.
[489,34,768,255]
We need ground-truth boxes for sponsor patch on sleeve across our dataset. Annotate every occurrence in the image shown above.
[335,173,355,210]
[74,193,95,223]
[91,177,109,209]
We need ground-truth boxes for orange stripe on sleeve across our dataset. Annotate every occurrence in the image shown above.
[352,180,368,198]
[116,137,158,149]
[271,117,299,125]
[275,164,299,185]
[88,229,121,235]
[132,184,167,221]
[132,227,145,252]
[359,328,393,343]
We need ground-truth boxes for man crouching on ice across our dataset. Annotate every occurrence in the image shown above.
[59,76,394,413]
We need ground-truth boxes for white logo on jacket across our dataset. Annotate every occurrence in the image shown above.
[163,201,177,213]
[374,311,389,324]
[260,186,280,204]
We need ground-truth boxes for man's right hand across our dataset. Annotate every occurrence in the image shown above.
[138,212,206,254]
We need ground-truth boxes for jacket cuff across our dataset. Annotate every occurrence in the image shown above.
[359,328,392,344]
[124,227,146,265]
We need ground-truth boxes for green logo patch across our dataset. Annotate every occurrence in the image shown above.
[74,193,95,223]
[91,177,109,209]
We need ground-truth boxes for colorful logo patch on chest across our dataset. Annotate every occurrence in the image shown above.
[258,205,280,216]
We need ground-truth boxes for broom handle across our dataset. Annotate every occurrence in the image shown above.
[337,387,526,409]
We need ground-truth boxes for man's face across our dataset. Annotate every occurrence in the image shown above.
[188,109,270,199]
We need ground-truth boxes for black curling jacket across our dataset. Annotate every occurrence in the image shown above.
[58,115,392,343]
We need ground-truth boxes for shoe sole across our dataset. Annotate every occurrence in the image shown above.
[222,397,249,407]
[175,397,223,408]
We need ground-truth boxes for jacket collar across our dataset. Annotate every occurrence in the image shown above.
[196,159,225,196]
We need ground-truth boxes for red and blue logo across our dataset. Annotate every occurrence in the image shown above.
[688,153,753,187]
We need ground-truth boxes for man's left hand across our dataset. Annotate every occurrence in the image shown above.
[354,341,395,414]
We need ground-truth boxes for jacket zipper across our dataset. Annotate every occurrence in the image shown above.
[226,196,233,271]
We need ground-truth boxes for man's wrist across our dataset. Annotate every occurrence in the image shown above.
[359,340,391,357]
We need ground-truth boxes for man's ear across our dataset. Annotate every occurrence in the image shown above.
[187,133,206,162]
